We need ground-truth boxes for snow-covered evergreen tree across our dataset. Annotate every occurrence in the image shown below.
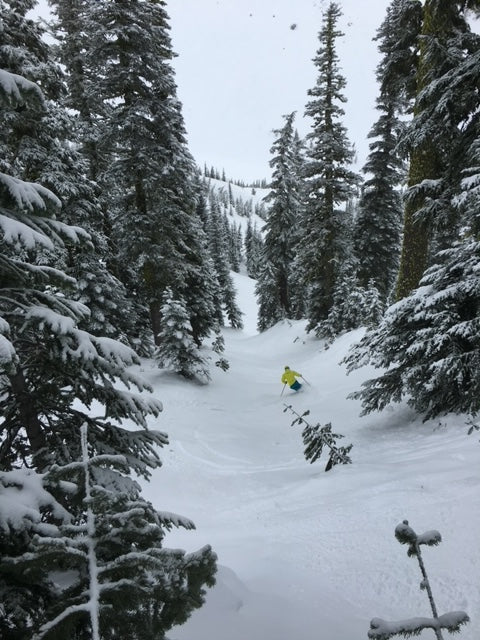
[346,1,480,420]
[227,221,243,272]
[355,105,404,302]
[244,218,264,279]
[345,237,480,419]
[2,0,143,349]
[374,0,422,108]
[207,197,243,329]
[354,0,421,302]
[0,425,216,639]
[298,2,360,333]
[0,62,207,636]
[395,0,480,299]
[0,130,163,474]
[256,112,304,331]
[0,48,163,473]
[354,0,418,301]
[317,261,383,342]
[51,0,218,350]
[156,288,211,382]
[256,261,282,332]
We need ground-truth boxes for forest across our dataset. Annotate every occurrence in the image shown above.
[1,0,479,638]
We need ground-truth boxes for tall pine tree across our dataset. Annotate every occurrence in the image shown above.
[346,1,480,419]
[354,0,422,302]
[395,0,479,299]
[299,2,360,333]
[207,195,243,329]
[256,112,304,331]
[0,59,216,640]
[51,0,218,350]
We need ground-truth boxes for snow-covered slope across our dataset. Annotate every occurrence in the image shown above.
[204,176,269,233]
[137,271,480,640]
[207,176,270,208]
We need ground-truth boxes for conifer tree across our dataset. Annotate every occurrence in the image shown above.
[0,63,190,633]
[346,2,480,419]
[354,0,422,302]
[225,221,243,272]
[51,0,217,350]
[196,191,209,229]
[256,261,282,332]
[0,425,216,639]
[395,0,480,299]
[156,288,210,382]
[355,106,404,302]
[345,236,480,419]
[284,405,353,472]
[207,197,243,328]
[317,262,380,342]
[0,12,218,636]
[256,112,304,330]
[299,2,360,333]
[244,219,264,279]
[0,24,164,474]
[3,0,145,350]
[374,0,422,107]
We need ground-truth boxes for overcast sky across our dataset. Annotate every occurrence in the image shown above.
[33,0,393,183]
[168,0,392,182]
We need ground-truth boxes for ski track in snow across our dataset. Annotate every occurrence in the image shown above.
[135,274,480,640]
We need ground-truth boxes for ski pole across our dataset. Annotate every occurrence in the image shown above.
[301,375,311,386]
[280,383,286,396]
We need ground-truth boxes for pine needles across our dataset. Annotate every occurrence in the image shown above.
[283,404,353,471]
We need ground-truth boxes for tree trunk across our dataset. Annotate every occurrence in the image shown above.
[8,368,47,467]
[395,0,446,300]
[395,145,433,300]
[149,300,162,346]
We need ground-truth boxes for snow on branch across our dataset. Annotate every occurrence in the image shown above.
[90,335,143,368]
[0,212,55,251]
[368,520,469,640]
[32,603,91,640]
[157,510,196,531]
[47,218,90,244]
[16,261,78,286]
[283,404,353,471]
[0,468,71,536]
[395,521,441,557]
[404,178,443,206]
[0,69,43,108]
[0,333,17,369]
[369,612,470,640]
[25,305,80,335]
[0,173,61,213]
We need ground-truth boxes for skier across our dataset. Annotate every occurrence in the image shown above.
[281,366,302,392]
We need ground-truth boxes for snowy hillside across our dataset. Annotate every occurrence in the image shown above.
[207,177,270,209]
[204,176,269,233]
[134,271,480,640]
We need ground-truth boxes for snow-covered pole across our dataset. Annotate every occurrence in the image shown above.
[80,423,100,640]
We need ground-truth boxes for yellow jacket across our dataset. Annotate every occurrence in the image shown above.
[281,369,301,386]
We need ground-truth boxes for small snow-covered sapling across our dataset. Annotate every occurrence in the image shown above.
[283,404,352,471]
[368,520,469,640]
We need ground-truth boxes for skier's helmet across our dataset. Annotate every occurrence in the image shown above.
[285,366,290,370]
